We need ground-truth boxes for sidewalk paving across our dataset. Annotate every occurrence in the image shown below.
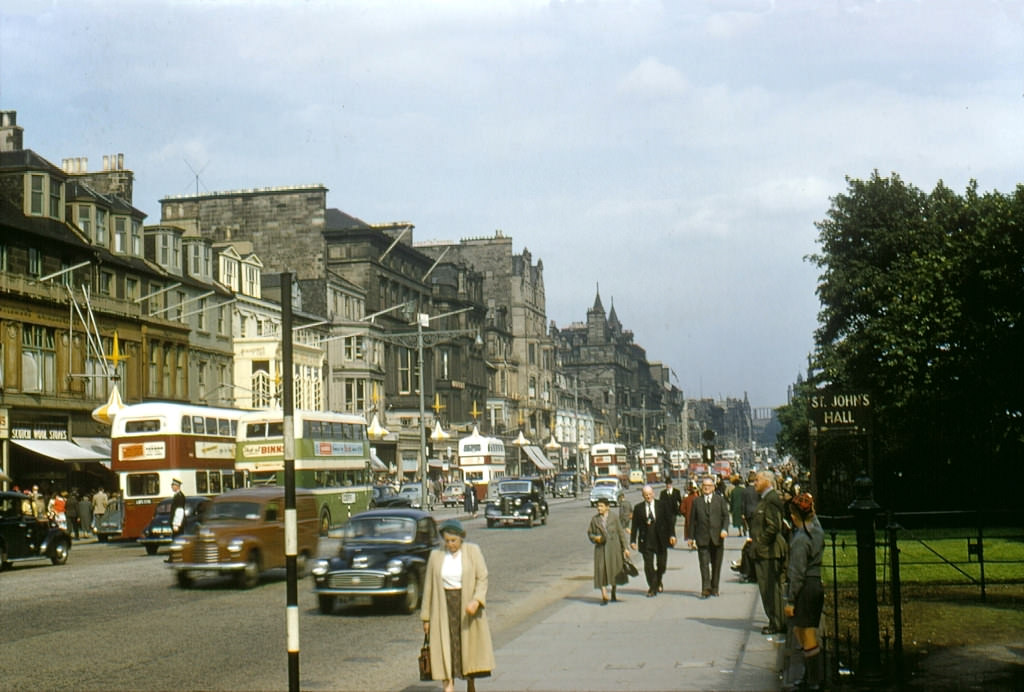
[475,539,784,691]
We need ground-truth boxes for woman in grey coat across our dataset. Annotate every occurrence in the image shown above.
[587,497,630,605]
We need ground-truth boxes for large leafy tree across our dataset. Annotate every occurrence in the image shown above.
[794,172,1023,511]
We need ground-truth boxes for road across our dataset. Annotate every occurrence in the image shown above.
[1,491,616,691]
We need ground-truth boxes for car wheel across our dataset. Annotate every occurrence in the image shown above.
[486,519,496,528]
[541,512,548,526]
[97,533,108,543]
[144,544,159,556]
[50,539,70,565]
[0,542,8,571]
[319,509,331,536]
[176,571,194,589]
[318,594,336,614]
[397,575,420,614]
[236,551,261,589]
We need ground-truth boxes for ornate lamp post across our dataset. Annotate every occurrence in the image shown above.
[513,430,530,477]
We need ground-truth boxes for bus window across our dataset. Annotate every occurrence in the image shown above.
[306,420,321,437]
[222,472,235,491]
[230,420,238,437]
[209,472,222,493]
[127,473,160,496]
[246,422,265,438]
[181,416,192,433]
[125,419,161,433]
[192,416,205,434]
[268,421,284,436]
[332,422,344,439]
[196,472,209,494]
[205,417,217,435]
[219,419,231,436]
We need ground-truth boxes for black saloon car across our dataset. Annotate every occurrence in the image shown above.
[138,496,210,555]
[553,471,578,498]
[484,478,549,528]
[0,491,71,569]
[369,485,412,509]
[312,508,438,614]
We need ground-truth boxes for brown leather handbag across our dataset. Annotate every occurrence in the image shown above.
[418,633,431,680]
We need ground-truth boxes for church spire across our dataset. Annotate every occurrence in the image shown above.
[591,282,604,314]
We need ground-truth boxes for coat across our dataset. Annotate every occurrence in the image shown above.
[629,498,676,552]
[421,542,495,679]
[729,484,745,529]
[750,488,788,560]
[588,511,628,588]
[688,492,730,547]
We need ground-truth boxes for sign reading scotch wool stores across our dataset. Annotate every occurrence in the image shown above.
[809,391,871,430]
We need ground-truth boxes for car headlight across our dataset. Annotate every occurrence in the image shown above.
[514,498,522,506]
[227,538,244,554]
[311,559,329,576]
[386,558,404,576]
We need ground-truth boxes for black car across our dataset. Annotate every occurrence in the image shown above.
[369,485,412,509]
[138,496,210,555]
[0,491,71,569]
[484,478,549,528]
[312,508,438,614]
[553,471,578,498]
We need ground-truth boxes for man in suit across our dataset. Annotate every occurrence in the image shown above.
[630,484,676,597]
[749,469,788,635]
[687,475,731,597]
[659,477,683,532]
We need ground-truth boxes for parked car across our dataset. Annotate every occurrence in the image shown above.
[398,483,434,510]
[138,496,210,555]
[629,469,645,485]
[370,485,412,509]
[312,508,438,614]
[553,472,578,498]
[589,478,623,507]
[168,486,319,589]
[440,483,465,508]
[484,478,549,528]
[0,491,71,570]
[94,497,124,542]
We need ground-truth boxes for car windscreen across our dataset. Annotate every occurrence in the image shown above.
[594,480,618,488]
[206,501,261,520]
[344,516,416,542]
[498,481,532,494]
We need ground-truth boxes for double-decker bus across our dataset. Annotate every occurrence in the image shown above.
[111,402,244,539]
[669,450,687,475]
[713,449,738,479]
[458,427,506,502]
[590,442,630,486]
[687,450,709,479]
[639,448,666,483]
[235,410,372,534]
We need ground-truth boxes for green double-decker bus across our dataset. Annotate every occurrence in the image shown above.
[236,410,373,534]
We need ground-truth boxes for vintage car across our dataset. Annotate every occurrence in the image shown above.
[168,486,319,589]
[589,477,623,507]
[553,471,578,498]
[370,485,412,509]
[398,483,434,510]
[138,496,210,555]
[94,497,124,543]
[312,508,438,614]
[484,478,549,528]
[440,483,465,508]
[0,491,71,569]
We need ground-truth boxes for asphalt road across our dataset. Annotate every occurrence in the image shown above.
[0,490,619,691]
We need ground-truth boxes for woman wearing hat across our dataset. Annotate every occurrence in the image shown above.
[784,492,825,691]
[421,519,494,692]
[588,497,630,604]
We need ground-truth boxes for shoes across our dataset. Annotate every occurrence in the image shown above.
[600,599,608,606]
[761,626,785,635]
[730,561,741,572]
[610,595,619,602]
[699,592,710,599]
[711,590,719,597]
[657,583,664,593]
[646,590,656,598]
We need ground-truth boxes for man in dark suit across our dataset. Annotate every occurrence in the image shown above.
[630,484,676,597]
[687,475,731,597]
[659,477,683,529]
[749,470,788,635]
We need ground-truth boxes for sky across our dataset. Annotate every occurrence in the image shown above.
[2,0,1022,409]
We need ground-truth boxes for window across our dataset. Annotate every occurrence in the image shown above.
[49,179,62,219]
[85,336,124,400]
[21,326,56,393]
[149,343,160,395]
[398,347,414,394]
[30,174,44,215]
[0,243,7,271]
[197,361,207,400]
[148,282,163,315]
[176,291,187,320]
[126,473,160,497]
[217,305,226,334]
[197,297,207,330]
[114,217,126,253]
[160,235,169,265]
[99,270,114,296]
[222,259,237,289]
[528,343,536,365]
[344,335,363,361]
[28,248,42,277]
[77,205,92,238]
[344,379,366,412]
[190,244,201,276]
[440,349,449,380]
[125,277,139,301]
[96,208,108,246]
[171,235,181,271]
[130,220,142,256]
[244,265,259,296]
[176,347,187,398]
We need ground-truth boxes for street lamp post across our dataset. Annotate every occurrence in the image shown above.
[416,312,429,510]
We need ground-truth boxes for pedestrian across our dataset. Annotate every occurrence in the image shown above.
[784,492,826,691]
[729,475,746,536]
[629,484,676,597]
[680,481,699,547]
[52,490,68,530]
[31,485,45,519]
[588,497,630,605]
[687,476,731,598]
[65,489,80,539]
[421,519,494,692]
[741,470,759,537]
[659,477,682,528]
[91,487,109,532]
[169,479,186,536]
[78,491,93,538]
[749,470,788,635]
[616,490,632,535]
[463,481,477,517]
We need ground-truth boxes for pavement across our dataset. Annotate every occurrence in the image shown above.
[410,536,785,692]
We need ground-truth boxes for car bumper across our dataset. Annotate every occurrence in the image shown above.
[486,513,532,524]
[138,536,173,546]
[313,570,410,596]
[169,561,247,573]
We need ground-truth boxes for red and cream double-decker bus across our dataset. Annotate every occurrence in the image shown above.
[458,427,506,501]
[590,442,630,486]
[110,402,243,539]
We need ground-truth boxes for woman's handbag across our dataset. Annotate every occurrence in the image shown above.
[623,558,639,578]
[418,633,431,680]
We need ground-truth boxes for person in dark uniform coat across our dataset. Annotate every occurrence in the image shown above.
[687,476,731,597]
[169,478,187,536]
[630,485,676,597]
[749,470,788,635]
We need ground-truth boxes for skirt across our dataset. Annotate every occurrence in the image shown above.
[792,576,824,628]
[444,589,490,681]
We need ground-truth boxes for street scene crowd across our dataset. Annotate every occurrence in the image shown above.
[6,482,116,540]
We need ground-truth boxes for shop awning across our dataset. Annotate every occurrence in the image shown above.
[12,439,109,463]
[72,437,113,469]
[524,445,556,471]
[369,452,387,472]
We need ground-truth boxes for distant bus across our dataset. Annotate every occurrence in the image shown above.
[638,448,666,483]
[669,450,687,474]
[235,410,372,534]
[458,428,506,501]
[591,442,630,486]
[111,402,244,540]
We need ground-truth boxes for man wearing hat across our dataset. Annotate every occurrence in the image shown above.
[170,478,187,536]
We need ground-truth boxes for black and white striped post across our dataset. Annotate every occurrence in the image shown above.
[281,271,300,691]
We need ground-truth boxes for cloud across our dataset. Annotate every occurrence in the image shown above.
[618,57,688,98]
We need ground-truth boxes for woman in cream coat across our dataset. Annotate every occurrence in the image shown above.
[421,519,494,692]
